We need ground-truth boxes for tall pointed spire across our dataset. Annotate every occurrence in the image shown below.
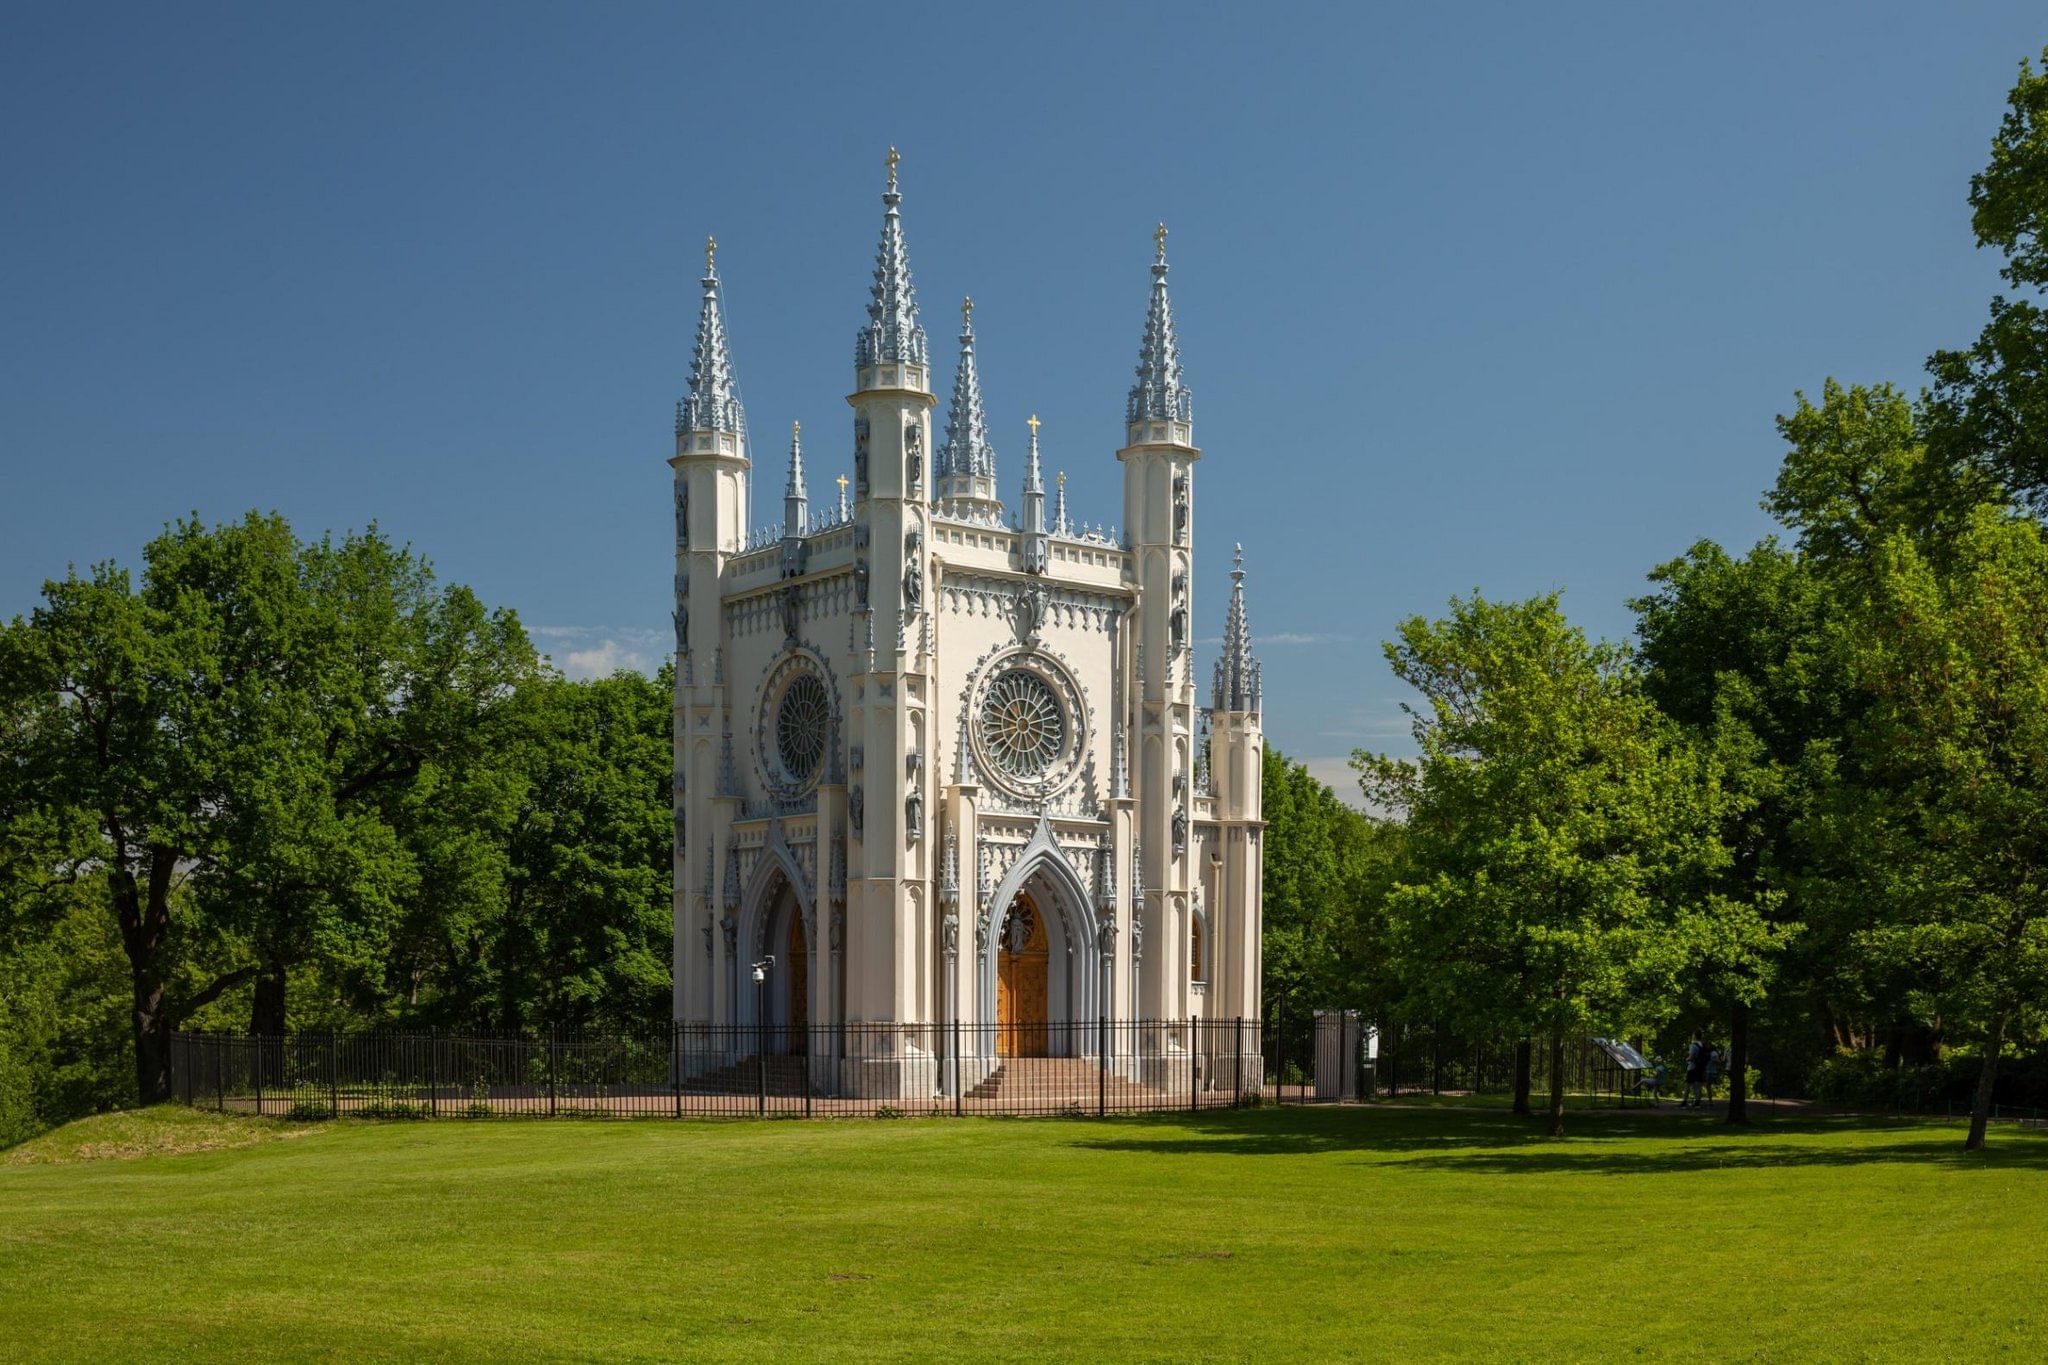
[854,147,928,373]
[1020,414,1048,573]
[939,295,1000,511]
[782,421,808,535]
[1126,221,1192,431]
[679,235,744,434]
[1212,543,1261,713]
[1053,471,1069,535]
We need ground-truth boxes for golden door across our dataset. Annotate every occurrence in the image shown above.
[787,913,808,1054]
[996,895,1050,1058]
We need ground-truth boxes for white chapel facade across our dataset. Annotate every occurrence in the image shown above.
[670,154,1264,1096]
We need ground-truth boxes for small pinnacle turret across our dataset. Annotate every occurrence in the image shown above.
[1126,221,1192,430]
[1212,543,1261,714]
[854,147,928,372]
[680,235,744,435]
[1020,414,1048,573]
[1053,471,1069,535]
[939,295,1000,511]
[782,421,807,535]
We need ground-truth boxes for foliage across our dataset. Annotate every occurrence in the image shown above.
[1355,592,1755,1134]
[1259,748,1401,1016]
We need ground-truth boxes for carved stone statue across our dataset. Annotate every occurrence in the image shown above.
[1173,806,1189,855]
[903,531,924,610]
[1173,471,1189,541]
[781,585,802,642]
[905,422,923,490]
[854,416,870,493]
[850,784,864,837]
[672,604,688,654]
[719,914,737,958]
[905,786,923,841]
[675,483,689,547]
[941,907,959,956]
[854,557,869,606]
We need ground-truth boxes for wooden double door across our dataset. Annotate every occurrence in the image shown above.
[997,894,1049,1058]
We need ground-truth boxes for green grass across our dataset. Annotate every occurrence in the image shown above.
[2,1105,2044,1361]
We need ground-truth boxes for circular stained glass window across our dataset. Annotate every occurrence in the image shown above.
[775,674,830,783]
[979,669,1066,781]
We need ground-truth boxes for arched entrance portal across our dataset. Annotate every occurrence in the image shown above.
[997,893,1050,1057]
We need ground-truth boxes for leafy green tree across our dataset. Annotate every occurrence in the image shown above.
[1927,47,2048,512]
[1837,510,2048,1149]
[1632,539,1840,1121]
[1260,748,1403,1023]
[1357,593,1748,1136]
[0,512,535,1101]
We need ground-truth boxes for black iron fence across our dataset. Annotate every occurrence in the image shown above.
[168,1015,1377,1121]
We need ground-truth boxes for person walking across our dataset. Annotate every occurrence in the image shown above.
[1681,1032,1707,1108]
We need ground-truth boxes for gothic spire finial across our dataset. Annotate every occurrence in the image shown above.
[940,293,998,500]
[782,421,808,536]
[1126,222,1192,431]
[1053,470,1069,535]
[679,234,743,435]
[855,148,927,373]
[1213,543,1260,713]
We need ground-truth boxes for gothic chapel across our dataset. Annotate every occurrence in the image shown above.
[671,152,1263,1098]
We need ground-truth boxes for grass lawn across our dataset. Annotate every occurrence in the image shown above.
[3,1103,2044,1361]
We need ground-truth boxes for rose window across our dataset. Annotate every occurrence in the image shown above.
[979,669,1066,781]
[775,674,831,783]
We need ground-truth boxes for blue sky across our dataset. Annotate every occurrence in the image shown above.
[3,3,2043,799]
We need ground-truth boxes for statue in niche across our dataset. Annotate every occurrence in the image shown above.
[720,915,737,958]
[1016,585,1049,644]
[701,922,713,959]
[1173,471,1189,541]
[675,483,689,547]
[854,557,869,606]
[672,604,688,654]
[903,531,924,611]
[781,585,802,642]
[830,904,844,953]
[850,784,864,837]
[905,422,923,491]
[941,907,958,956]
[905,786,923,842]
[854,416,870,493]
[1173,806,1189,856]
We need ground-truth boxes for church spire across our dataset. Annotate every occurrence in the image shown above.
[1125,221,1192,432]
[854,147,928,374]
[1212,543,1261,714]
[679,235,744,435]
[1020,414,1048,573]
[782,421,807,535]
[1053,471,1069,536]
[939,296,1000,512]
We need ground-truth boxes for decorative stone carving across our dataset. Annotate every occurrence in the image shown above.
[850,784,864,837]
[719,914,737,957]
[676,482,689,548]
[905,421,923,492]
[780,585,802,642]
[1173,806,1189,856]
[854,416,870,494]
[903,530,924,611]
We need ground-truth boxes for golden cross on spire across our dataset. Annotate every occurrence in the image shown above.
[706,235,717,274]
[837,473,849,497]
[1057,470,1066,488]
[1154,221,1168,262]
[792,420,801,439]
[887,146,900,192]
[1027,413,1041,437]
[962,295,973,325]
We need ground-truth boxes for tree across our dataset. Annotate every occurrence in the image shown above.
[1260,747,1401,1019]
[0,512,535,1101]
[1357,593,1744,1136]
[1841,510,2048,1149]
[1632,539,1838,1121]
[1927,47,2048,512]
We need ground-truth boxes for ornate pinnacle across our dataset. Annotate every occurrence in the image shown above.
[679,233,743,435]
[1126,222,1192,429]
[887,145,900,193]
[856,147,927,371]
[1212,542,1260,713]
[1053,471,1069,535]
[941,293,997,495]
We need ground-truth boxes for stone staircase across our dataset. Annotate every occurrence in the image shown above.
[965,1056,1168,1110]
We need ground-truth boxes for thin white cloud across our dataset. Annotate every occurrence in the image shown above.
[1299,756,1371,811]
[1195,631,1350,647]
[534,625,666,680]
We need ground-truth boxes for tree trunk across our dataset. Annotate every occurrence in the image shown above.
[1547,1031,1566,1138]
[132,978,171,1105]
[1966,1012,2008,1151]
[1512,1038,1532,1116]
[249,959,289,1037]
[1725,1000,1750,1126]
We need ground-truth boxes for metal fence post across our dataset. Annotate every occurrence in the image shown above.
[1098,1015,1108,1117]
[1234,1017,1243,1106]
[548,1025,559,1117]
[672,1022,682,1119]
[1190,1015,1199,1113]
[429,1027,439,1118]
[251,1033,263,1116]
[327,1030,339,1118]
[954,1016,964,1118]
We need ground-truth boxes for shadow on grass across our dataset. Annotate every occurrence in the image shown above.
[1063,1104,2048,1173]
